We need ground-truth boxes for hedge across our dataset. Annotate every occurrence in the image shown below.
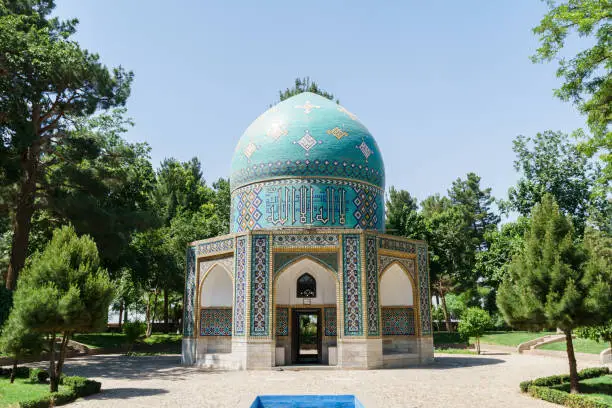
[528,386,610,408]
[520,367,611,408]
[520,367,610,392]
[18,375,101,408]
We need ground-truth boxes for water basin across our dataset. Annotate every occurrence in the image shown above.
[250,395,364,408]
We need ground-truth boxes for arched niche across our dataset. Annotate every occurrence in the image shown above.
[380,263,414,306]
[201,264,233,307]
[275,258,336,305]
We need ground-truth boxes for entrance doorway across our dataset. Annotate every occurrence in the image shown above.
[292,309,321,364]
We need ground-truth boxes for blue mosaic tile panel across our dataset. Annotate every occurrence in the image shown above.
[381,307,415,336]
[183,246,196,337]
[200,308,232,336]
[272,234,339,248]
[324,307,337,336]
[231,179,384,232]
[250,236,270,336]
[276,307,289,336]
[417,245,432,335]
[233,236,247,336]
[197,237,234,256]
[365,236,379,336]
[343,235,362,336]
[379,237,416,254]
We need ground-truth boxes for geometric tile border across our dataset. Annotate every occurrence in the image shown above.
[342,235,362,336]
[276,307,289,336]
[324,307,337,336]
[250,235,269,336]
[417,245,432,335]
[234,236,247,336]
[183,246,196,337]
[381,307,415,335]
[365,236,379,336]
[200,308,232,336]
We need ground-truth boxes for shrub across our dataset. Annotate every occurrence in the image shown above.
[61,375,102,397]
[51,388,77,405]
[12,366,30,378]
[122,321,146,352]
[528,385,609,408]
[458,308,492,354]
[28,368,49,384]
[19,394,51,408]
[520,367,611,392]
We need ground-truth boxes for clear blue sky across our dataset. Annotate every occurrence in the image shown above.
[54,1,585,214]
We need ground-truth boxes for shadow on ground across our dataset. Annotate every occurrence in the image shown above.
[57,355,198,381]
[430,355,505,369]
[84,387,169,400]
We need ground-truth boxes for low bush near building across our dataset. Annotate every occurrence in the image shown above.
[18,375,101,407]
[520,367,611,407]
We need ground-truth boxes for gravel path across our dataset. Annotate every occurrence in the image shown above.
[57,350,601,408]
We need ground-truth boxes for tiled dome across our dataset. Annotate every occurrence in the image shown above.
[230,92,384,191]
[229,92,385,232]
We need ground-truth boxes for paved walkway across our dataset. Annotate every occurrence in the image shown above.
[53,350,602,408]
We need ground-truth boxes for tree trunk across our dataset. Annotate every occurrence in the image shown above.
[146,289,159,337]
[6,146,39,290]
[49,333,58,393]
[440,293,453,332]
[10,359,17,384]
[118,301,124,330]
[565,330,580,394]
[163,288,169,333]
[124,305,128,324]
[476,338,480,355]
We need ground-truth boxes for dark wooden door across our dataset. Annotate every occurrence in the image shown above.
[292,309,321,364]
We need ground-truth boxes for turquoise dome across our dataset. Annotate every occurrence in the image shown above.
[230,92,385,233]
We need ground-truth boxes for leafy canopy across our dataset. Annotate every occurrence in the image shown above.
[532,0,611,184]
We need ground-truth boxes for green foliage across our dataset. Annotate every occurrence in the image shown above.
[532,0,611,186]
[277,77,338,104]
[0,286,13,328]
[528,385,610,408]
[433,331,467,345]
[13,226,114,333]
[505,132,606,235]
[497,194,612,332]
[576,320,612,349]
[28,369,49,384]
[7,225,113,391]
[520,367,610,392]
[385,187,425,238]
[122,321,145,348]
[0,0,134,288]
[60,376,101,396]
[0,315,43,368]
[458,307,492,354]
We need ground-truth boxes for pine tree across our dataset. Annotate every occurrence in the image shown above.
[497,194,612,393]
[7,225,114,392]
[0,316,43,383]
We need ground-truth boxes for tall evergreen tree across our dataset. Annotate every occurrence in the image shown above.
[0,1,132,288]
[8,226,114,392]
[497,194,612,393]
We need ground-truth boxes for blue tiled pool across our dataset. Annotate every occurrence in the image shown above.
[250,395,364,408]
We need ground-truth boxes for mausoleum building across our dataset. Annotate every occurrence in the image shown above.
[181,93,434,369]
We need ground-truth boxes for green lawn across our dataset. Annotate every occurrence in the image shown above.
[472,331,555,347]
[73,332,182,351]
[0,378,64,407]
[552,375,612,405]
[539,338,609,354]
